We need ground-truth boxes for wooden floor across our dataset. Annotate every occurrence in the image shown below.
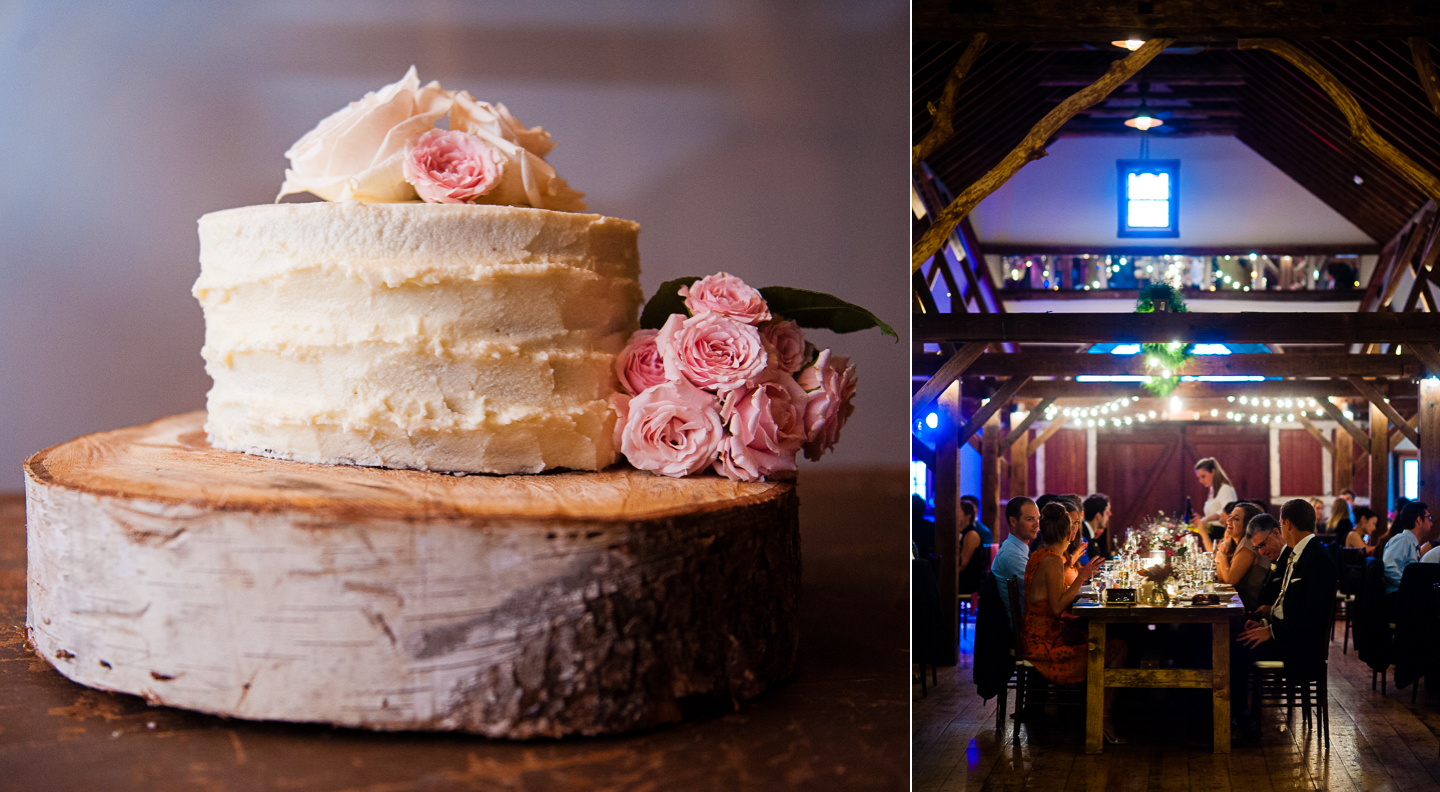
[914,622,1440,791]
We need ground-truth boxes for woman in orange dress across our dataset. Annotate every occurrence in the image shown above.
[1023,502,1128,742]
[1058,498,1086,587]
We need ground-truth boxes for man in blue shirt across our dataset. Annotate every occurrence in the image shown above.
[1383,501,1434,596]
[993,496,1039,626]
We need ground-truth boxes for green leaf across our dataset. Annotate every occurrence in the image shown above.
[758,286,897,340]
[639,276,700,329]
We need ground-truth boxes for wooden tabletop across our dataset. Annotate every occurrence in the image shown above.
[1073,599,1244,623]
[0,468,909,791]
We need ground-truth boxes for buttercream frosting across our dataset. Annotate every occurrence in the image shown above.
[195,201,642,474]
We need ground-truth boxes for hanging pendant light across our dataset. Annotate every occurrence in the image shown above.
[1125,99,1164,131]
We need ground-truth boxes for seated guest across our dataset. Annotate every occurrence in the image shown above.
[1308,498,1327,527]
[1082,493,1112,562]
[1022,503,1126,742]
[1327,497,1354,546]
[912,494,934,559]
[1223,514,1281,612]
[1057,498,1087,586]
[994,497,1038,628]
[1215,502,1263,582]
[1236,499,1338,738]
[1382,501,1434,601]
[961,494,991,547]
[957,499,991,607]
[1350,506,1382,555]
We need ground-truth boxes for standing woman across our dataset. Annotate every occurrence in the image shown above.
[1191,458,1238,541]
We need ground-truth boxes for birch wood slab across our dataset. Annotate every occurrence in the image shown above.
[23,412,799,738]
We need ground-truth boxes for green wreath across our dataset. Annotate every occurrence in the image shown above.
[1135,284,1193,397]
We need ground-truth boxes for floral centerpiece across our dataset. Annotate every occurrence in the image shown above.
[1123,511,1203,586]
[610,272,893,482]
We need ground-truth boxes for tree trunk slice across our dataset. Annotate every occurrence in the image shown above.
[24,412,799,738]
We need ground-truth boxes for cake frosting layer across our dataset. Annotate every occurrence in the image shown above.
[195,202,642,474]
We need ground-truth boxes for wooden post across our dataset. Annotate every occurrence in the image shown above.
[935,381,962,666]
[1421,377,1440,513]
[1335,428,1353,495]
[1212,620,1231,754]
[983,410,1003,543]
[1086,622,1105,755]
[1372,400,1391,525]
[1009,427,1029,500]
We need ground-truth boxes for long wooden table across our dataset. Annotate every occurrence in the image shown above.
[1072,598,1244,755]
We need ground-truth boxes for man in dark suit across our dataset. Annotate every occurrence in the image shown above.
[1235,498,1338,741]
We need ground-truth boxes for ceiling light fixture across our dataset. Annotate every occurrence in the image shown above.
[1124,99,1164,130]
[1112,39,1145,51]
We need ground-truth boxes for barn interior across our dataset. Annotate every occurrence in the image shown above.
[912,4,1440,788]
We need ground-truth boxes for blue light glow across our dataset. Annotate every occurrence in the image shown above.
[1110,344,1142,355]
[925,412,939,429]
[911,460,928,498]
[1191,344,1232,355]
[1179,375,1268,382]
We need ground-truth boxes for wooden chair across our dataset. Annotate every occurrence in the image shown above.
[1336,547,1366,653]
[1003,576,1081,738]
[1250,659,1329,740]
[1249,595,1334,741]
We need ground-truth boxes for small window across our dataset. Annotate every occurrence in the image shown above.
[1117,159,1179,238]
[1402,457,1419,501]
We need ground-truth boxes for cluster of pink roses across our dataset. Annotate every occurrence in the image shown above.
[610,273,857,482]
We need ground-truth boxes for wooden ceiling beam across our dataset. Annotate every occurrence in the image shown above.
[983,244,1380,256]
[1026,413,1070,457]
[953,379,1387,400]
[912,341,987,412]
[1349,376,1422,446]
[915,2,1440,42]
[999,290,1361,303]
[913,38,1174,272]
[1412,38,1440,118]
[913,33,988,166]
[957,376,1031,447]
[1297,413,1340,456]
[917,353,1425,379]
[1317,397,1373,450]
[1001,397,1055,451]
[1239,39,1440,205]
[915,312,1440,344]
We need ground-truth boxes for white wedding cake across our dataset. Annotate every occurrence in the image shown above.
[194,68,642,474]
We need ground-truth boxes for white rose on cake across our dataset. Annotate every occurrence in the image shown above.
[276,67,585,211]
[277,66,451,203]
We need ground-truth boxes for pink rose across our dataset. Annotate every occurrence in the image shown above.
[797,349,857,462]
[679,272,771,325]
[616,380,724,478]
[657,313,768,392]
[614,329,667,396]
[712,370,809,482]
[402,129,503,204]
[759,318,806,374]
